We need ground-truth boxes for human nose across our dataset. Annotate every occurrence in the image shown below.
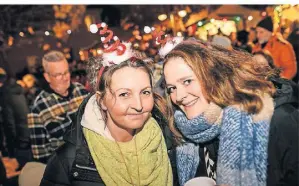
[131,95,143,112]
[176,86,187,102]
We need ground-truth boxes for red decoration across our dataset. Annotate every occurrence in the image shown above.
[98,22,126,56]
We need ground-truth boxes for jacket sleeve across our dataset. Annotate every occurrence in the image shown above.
[27,106,51,163]
[267,105,299,186]
[40,151,71,186]
[279,44,297,80]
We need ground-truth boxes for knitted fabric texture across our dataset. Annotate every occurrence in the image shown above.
[83,117,173,186]
[216,106,270,186]
[175,105,272,186]
[174,109,221,186]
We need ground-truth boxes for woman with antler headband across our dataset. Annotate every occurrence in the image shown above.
[157,35,276,186]
[40,23,173,186]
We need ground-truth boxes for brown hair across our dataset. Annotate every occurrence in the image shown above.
[42,50,66,71]
[253,50,281,78]
[87,56,170,123]
[163,38,275,139]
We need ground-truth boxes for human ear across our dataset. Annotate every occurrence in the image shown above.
[96,91,107,111]
[43,72,51,83]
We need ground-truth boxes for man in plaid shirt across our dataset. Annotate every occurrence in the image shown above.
[28,51,88,163]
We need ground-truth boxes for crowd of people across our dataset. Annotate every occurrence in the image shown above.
[0,16,298,186]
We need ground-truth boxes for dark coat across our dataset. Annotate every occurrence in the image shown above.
[267,77,299,186]
[40,94,176,186]
[193,78,299,185]
[0,79,30,156]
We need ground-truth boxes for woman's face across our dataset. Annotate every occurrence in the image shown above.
[101,67,154,131]
[164,57,209,119]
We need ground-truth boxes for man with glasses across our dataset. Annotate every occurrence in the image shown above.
[28,51,88,163]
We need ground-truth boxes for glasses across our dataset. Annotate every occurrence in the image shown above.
[47,70,70,80]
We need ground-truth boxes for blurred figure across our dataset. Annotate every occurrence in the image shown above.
[248,27,258,46]
[287,20,299,83]
[0,67,31,168]
[0,157,6,185]
[236,30,252,53]
[253,16,297,80]
[228,31,238,47]
[22,74,40,108]
[253,50,298,186]
[211,35,232,50]
[27,51,88,163]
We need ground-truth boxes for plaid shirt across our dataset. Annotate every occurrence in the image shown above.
[28,82,88,163]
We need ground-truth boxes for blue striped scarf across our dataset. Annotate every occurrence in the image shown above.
[175,106,271,186]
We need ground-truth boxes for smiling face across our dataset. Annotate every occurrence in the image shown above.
[101,66,154,134]
[164,57,209,119]
[43,60,71,96]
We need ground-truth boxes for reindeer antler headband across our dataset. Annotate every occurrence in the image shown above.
[152,30,184,59]
[98,22,133,67]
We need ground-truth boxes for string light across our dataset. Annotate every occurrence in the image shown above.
[19,32,24,37]
[177,32,182,37]
[45,31,50,36]
[210,18,215,23]
[178,10,187,17]
[248,15,253,21]
[198,21,203,26]
[67,30,72,34]
[158,14,167,21]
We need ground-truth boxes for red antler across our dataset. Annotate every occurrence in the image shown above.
[152,30,170,45]
[98,22,127,56]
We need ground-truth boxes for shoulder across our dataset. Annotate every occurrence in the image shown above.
[72,82,89,96]
[273,34,292,46]
[30,90,50,113]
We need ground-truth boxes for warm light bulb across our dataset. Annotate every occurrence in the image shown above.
[178,10,187,17]
[45,31,50,36]
[248,16,253,21]
[158,14,167,21]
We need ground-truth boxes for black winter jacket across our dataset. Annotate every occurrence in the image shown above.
[40,94,176,186]
[0,79,30,155]
[267,77,299,186]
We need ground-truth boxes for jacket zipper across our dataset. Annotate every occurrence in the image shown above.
[75,164,97,171]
